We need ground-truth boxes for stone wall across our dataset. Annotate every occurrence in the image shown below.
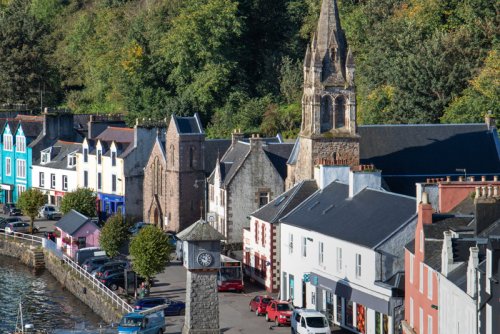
[44,251,124,324]
[0,237,45,270]
[183,270,220,334]
[0,237,124,324]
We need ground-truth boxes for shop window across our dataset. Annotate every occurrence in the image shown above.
[336,295,343,325]
[356,304,366,334]
[346,300,354,328]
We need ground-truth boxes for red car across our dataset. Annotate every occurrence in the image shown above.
[249,295,273,316]
[265,300,293,326]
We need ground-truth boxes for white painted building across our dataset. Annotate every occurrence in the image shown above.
[280,165,416,334]
[32,141,81,206]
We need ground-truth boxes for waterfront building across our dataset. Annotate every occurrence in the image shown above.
[77,122,162,220]
[143,113,230,232]
[54,209,101,258]
[207,132,293,250]
[280,165,416,334]
[243,180,317,292]
[32,140,81,206]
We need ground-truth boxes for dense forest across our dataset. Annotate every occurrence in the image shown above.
[0,0,497,138]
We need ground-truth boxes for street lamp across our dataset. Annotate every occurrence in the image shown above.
[194,177,207,220]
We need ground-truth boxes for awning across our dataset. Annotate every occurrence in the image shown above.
[311,272,394,314]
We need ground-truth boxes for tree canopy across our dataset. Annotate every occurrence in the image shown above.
[99,213,128,258]
[0,0,496,131]
[60,188,97,218]
[17,188,46,233]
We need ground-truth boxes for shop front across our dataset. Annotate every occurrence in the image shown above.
[1,184,13,203]
[97,193,125,219]
[311,273,401,334]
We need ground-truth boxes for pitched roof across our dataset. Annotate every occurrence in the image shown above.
[177,219,225,241]
[204,139,231,176]
[281,182,416,248]
[33,140,81,168]
[263,143,295,180]
[173,114,203,134]
[252,180,318,224]
[96,126,134,143]
[359,124,500,196]
[55,210,97,235]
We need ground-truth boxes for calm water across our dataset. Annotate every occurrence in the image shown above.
[0,256,104,333]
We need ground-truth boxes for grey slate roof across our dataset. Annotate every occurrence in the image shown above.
[33,140,81,168]
[252,180,318,224]
[177,219,225,241]
[263,143,295,180]
[358,124,500,196]
[96,127,134,144]
[55,210,97,236]
[204,139,231,176]
[280,181,416,248]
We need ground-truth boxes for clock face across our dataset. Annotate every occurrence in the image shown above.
[197,252,214,267]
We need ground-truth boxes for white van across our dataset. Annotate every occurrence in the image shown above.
[291,309,331,334]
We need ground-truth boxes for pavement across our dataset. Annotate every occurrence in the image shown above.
[150,260,351,334]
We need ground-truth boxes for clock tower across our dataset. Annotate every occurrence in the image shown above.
[287,0,359,188]
[177,219,225,334]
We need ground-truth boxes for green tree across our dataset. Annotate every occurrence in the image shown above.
[98,213,128,258]
[17,188,46,234]
[129,225,172,284]
[60,188,97,218]
[0,0,61,109]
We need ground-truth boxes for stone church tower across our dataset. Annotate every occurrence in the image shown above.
[287,0,359,188]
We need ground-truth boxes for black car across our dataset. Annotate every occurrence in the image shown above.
[134,297,186,316]
[82,256,110,272]
[100,271,145,291]
[91,260,129,278]
[3,203,21,216]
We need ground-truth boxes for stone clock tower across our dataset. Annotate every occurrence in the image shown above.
[287,0,359,188]
[176,219,225,334]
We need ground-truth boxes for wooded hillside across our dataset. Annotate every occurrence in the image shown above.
[0,0,497,137]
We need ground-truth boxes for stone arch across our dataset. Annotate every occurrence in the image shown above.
[320,95,333,132]
[335,95,346,128]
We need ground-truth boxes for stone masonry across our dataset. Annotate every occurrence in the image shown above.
[143,137,168,228]
[183,270,220,334]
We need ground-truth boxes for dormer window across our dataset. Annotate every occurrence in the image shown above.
[16,136,26,153]
[97,149,102,165]
[67,154,76,167]
[41,149,51,165]
[3,134,12,151]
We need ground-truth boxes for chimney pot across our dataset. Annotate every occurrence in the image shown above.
[494,186,499,198]
[495,176,499,182]
[422,192,429,204]
[470,176,475,182]
[459,176,464,182]
[488,185,493,198]
[426,178,431,183]
[446,176,451,182]
[475,186,480,199]
[482,176,486,182]
[482,186,487,198]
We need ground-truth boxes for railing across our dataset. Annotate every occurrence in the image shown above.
[0,228,44,245]
[60,254,134,314]
[0,228,133,314]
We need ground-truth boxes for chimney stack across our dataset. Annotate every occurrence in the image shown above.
[441,231,459,277]
[467,246,479,297]
[231,129,244,145]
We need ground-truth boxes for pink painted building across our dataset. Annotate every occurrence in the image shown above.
[243,180,317,292]
[54,209,101,258]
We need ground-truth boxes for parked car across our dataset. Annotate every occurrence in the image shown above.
[249,295,273,316]
[100,268,126,279]
[38,205,62,220]
[82,256,110,272]
[265,300,293,326]
[0,217,24,230]
[118,309,166,334]
[291,309,331,334]
[75,247,106,266]
[91,260,129,278]
[3,203,21,216]
[129,222,147,235]
[100,271,145,291]
[5,221,32,234]
[134,297,186,316]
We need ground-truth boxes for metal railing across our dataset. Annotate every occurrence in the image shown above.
[0,228,133,314]
[60,254,134,314]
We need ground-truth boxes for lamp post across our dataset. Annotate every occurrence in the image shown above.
[194,177,207,220]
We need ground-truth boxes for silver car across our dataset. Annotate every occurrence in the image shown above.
[5,221,31,234]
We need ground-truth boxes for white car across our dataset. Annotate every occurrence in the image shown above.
[39,205,62,220]
[291,309,331,334]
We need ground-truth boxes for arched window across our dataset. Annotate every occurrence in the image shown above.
[335,96,345,128]
[320,95,333,132]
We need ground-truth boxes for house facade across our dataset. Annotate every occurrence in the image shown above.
[77,122,162,219]
[54,209,101,258]
[280,165,416,334]
[208,133,293,250]
[32,141,81,206]
[243,180,318,292]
